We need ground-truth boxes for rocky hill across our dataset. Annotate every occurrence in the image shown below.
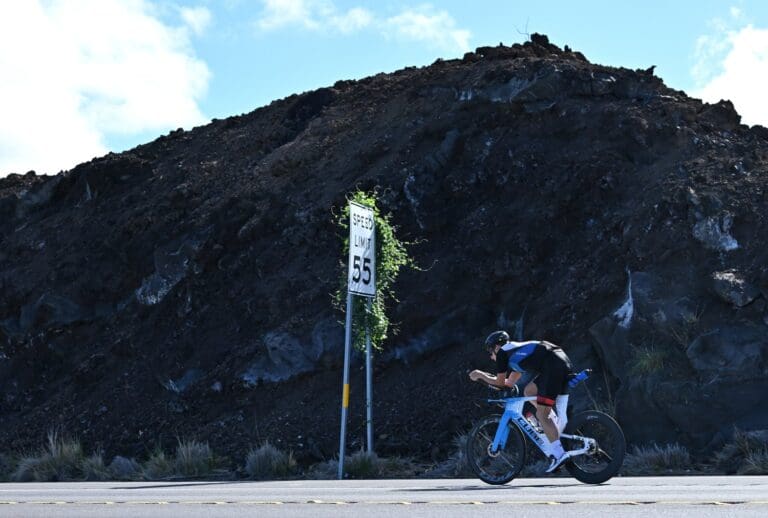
[2,34,768,467]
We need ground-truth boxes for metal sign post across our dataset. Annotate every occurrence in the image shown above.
[337,291,354,480]
[365,297,373,454]
[338,201,376,479]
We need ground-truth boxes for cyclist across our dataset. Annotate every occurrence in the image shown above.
[469,330,574,472]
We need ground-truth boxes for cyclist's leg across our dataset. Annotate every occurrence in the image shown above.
[553,351,573,432]
[534,386,560,442]
[535,360,570,442]
[555,394,569,432]
[522,381,538,420]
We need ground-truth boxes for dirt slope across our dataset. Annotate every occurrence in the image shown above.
[2,34,768,466]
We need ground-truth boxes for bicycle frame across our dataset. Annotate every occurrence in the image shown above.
[487,396,596,460]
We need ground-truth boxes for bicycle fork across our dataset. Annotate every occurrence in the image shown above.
[489,413,513,456]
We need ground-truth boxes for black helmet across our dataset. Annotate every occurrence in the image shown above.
[484,330,509,351]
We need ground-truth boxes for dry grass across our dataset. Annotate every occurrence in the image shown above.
[740,448,768,475]
[173,439,215,477]
[445,432,474,477]
[667,306,704,349]
[716,429,768,474]
[622,443,691,475]
[244,442,297,480]
[141,439,217,480]
[305,459,338,480]
[142,449,174,480]
[583,369,617,416]
[342,450,381,479]
[11,431,86,482]
[0,453,13,482]
[305,451,420,480]
[81,452,111,481]
[629,346,667,375]
[378,455,420,478]
[520,458,550,477]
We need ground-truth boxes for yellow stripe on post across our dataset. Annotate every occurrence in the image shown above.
[343,384,350,408]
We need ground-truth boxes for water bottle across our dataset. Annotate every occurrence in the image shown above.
[568,369,590,388]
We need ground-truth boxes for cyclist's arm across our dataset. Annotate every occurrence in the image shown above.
[469,369,507,388]
[505,371,522,387]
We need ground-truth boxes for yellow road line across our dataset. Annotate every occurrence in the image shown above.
[1,499,767,506]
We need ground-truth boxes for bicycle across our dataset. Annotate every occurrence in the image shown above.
[465,369,625,485]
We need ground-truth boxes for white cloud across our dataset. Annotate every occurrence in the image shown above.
[384,6,471,53]
[329,7,373,34]
[0,1,211,176]
[691,9,768,127]
[180,6,212,35]
[254,1,469,53]
[256,0,319,30]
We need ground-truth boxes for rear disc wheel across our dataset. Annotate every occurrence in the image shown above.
[563,410,625,484]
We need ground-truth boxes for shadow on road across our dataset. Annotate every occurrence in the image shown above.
[113,481,247,490]
[401,483,584,492]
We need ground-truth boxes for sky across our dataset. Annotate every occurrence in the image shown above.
[2,0,768,177]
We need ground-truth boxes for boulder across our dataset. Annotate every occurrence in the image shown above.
[108,456,141,480]
[135,235,207,306]
[687,325,768,378]
[242,319,344,385]
[711,270,760,307]
[589,315,631,380]
[692,214,739,251]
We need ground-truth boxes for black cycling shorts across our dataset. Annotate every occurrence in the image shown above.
[534,348,573,407]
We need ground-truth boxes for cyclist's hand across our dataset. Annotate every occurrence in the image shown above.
[468,370,481,382]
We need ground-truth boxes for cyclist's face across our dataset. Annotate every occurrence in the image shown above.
[489,345,499,361]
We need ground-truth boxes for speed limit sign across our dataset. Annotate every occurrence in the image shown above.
[348,201,376,297]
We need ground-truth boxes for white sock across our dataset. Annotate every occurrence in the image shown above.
[555,395,569,432]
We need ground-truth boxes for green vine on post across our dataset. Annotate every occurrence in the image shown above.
[335,190,416,351]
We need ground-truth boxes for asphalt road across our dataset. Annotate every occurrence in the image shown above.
[1,476,767,518]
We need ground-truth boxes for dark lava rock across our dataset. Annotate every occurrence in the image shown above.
[711,270,760,307]
[2,35,768,466]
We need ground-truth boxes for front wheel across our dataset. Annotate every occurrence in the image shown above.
[563,410,625,484]
[465,414,526,485]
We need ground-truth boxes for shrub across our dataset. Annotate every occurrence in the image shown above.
[446,432,474,477]
[379,456,419,478]
[306,459,338,480]
[81,452,111,481]
[520,442,550,477]
[421,432,476,478]
[715,429,768,474]
[334,190,418,352]
[306,451,417,480]
[629,346,667,375]
[0,453,13,482]
[520,459,550,477]
[142,440,217,480]
[740,448,768,475]
[244,442,296,480]
[108,456,142,480]
[667,306,703,349]
[173,439,215,477]
[12,431,85,482]
[142,449,174,480]
[622,443,691,475]
[344,450,380,478]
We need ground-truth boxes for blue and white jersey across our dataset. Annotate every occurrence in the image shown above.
[496,340,541,373]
